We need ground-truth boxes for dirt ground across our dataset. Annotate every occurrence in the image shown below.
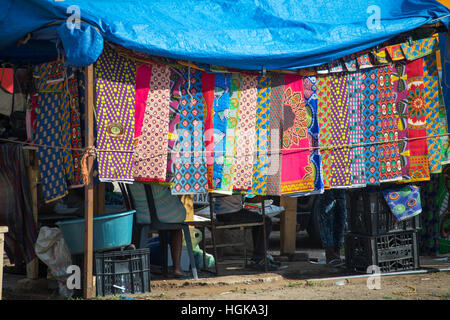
[2,231,450,300]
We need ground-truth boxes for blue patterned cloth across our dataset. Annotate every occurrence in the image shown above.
[382,184,422,221]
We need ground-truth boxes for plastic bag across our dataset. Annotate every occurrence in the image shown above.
[34,227,74,298]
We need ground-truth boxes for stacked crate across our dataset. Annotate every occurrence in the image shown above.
[345,188,421,273]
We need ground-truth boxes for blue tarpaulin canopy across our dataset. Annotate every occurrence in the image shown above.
[0,0,449,70]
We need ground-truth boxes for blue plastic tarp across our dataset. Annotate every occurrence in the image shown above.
[0,0,449,69]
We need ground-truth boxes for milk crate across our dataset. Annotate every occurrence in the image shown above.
[95,248,151,296]
[344,231,420,273]
[347,188,421,236]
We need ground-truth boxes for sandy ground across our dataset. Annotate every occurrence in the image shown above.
[2,231,450,300]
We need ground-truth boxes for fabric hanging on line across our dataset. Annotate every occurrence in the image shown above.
[406,58,430,182]
[134,63,171,182]
[34,61,69,202]
[0,144,38,264]
[317,75,332,189]
[316,64,329,75]
[165,66,183,184]
[95,46,136,183]
[202,71,215,190]
[134,64,152,139]
[423,53,443,173]
[356,51,374,69]
[372,47,389,65]
[347,71,366,186]
[381,184,422,221]
[303,75,324,194]
[216,73,241,194]
[328,59,344,73]
[438,66,450,165]
[59,84,75,186]
[343,54,357,72]
[400,36,439,61]
[266,73,284,196]
[386,44,406,61]
[327,72,351,188]
[361,67,381,185]
[0,67,13,116]
[66,67,84,188]
[233,74,258,191]
[280,74,313,194]
[251,75,272,195]
[171,67,208,194]
[391,62,411,181]
[377,64,402,182]
[212,73,231,190]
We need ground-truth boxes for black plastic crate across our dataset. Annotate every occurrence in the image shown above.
[95,248,151,296]
[347,188,421,236]
[344,231,420,273]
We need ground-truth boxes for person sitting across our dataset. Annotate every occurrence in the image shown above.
[214,194,283,271]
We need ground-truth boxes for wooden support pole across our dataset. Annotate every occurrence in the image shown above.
[279,195,297,255]
[84,64,95,299]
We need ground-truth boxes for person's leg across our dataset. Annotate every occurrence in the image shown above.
[251,214,272,262]
[332,189,347,259]
[318,191,336,263]
[169,229,186,276]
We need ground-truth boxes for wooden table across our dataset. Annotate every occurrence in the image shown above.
[0,226,8,300]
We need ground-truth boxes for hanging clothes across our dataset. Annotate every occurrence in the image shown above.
[385,44,406,61]
[347,71,366,187]
[133,63,171,182]
[34,61,69,202]
[361,67,381,185]
[400,36,439,61]
[327,72,351,188]
[381,184,422,221]
[202,71,215,190]
[251,75,272,195]
[280,74,312,194]
[377,64,401,182]
[317,75,332,189]
[95,46,136,183]
[233,74,258,191]
[391,62,411,181]
[423,53,443,174]
[266,73,284,196]
[171,67,208,194]
[212,73,231,190]
[134,64,152,140]
[406,58,430,182]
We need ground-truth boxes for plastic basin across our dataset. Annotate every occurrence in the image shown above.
[56,210,135,255]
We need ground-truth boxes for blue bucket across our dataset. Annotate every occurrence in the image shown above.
[56,210,135,255]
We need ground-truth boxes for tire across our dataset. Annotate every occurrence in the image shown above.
[307,196,323,247]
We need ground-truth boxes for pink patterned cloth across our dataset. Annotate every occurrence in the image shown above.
[233,74,258,190]
[134,64,152,139]
[133,63,171,181]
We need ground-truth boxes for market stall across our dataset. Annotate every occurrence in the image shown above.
[0,0,449,299]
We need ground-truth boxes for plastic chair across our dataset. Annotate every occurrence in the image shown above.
[122,183,198,280]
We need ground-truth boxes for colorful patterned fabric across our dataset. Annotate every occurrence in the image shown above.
[202,72,215,190]
[134,63,171,182]
[251,75,272,195]
[67,68,83,187]
[423,54,443,173]
[377,64,401,182]
[134,64,152,139]
[328,59,344,73]
[316,64,329,74]
[361,68,381,185]
[382,184,422,221]
[217,73,241,194]
[172,67,208,194]
[386,44,405,61]
[327,73,351,187]
[0,144,38,264]
[165,66,183,184]
[373,48,389,65]
[233,74,258,191]
[35,92,68,202]
[347,72,365,186]
[391,62,411,180]
[317,75,333,189]
[95,46,136,183]
[266,73,284,196]
[281,74,313,194]
[60,76,74,187]
[438,73,450,165]
[400,37,439,61]
[212,73,231,190]
[303,75,324,194]
[406,58,430,182]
